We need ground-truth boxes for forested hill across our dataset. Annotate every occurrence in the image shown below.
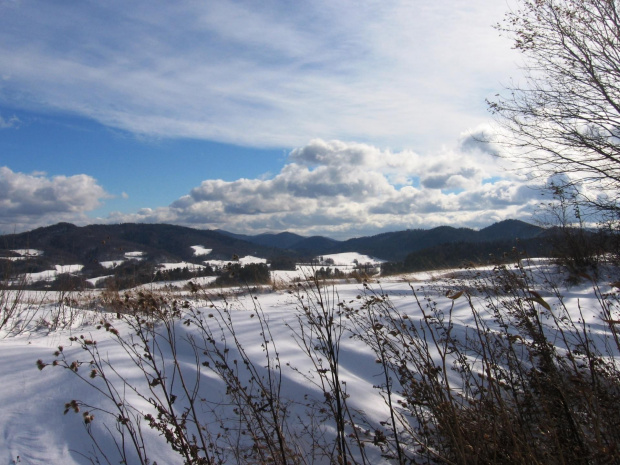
[218,219,545,261]
[0,219,545,266]
[0,223,279,266]
[313,219,544,261]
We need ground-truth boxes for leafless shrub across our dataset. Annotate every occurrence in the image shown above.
[1,259,48,336]
[344,258,620,464]
[37,257,620,465]
[287,277,370,465]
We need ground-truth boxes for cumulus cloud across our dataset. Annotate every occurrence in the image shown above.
[106,139,543,238]
[0,167,109,232]
[1,139,544,237]
[458,126,500,156]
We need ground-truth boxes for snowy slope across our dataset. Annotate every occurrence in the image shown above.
[319,252,384,266]
[1,261,619,464]
[190,245,213,256]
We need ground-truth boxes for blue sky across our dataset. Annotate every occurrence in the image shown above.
[0,0,544,238]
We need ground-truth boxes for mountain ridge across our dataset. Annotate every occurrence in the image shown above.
[1,219,545,267]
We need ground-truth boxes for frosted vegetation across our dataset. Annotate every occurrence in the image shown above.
[1,246,620,465]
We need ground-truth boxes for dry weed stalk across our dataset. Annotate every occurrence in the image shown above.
[36,258,620,464]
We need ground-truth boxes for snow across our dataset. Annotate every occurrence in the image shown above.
[271,265,333,284]
[204,255,267,268]
[190,245,212,256]
[55,264,83,274]
[131,275,219,291]
[269,253,385,285]
[319,252,384,266]
[86,275,112,286]
[11,249,44,257]
[19,264,84,284]
[156,261,206,271]
[2,249,45,261]
[99,260,123,269]
[238,255,267,265]
[1,258,619,464]
[271,269,306,284]
[0,284,395,464]
[124,251,145,258]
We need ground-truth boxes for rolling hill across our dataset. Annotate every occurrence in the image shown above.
[0,223,278,267]
[0,219,547,270]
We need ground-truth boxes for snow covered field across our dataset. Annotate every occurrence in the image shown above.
[11,249,44,257]
[191,245,213,256]
[20,264,85,284]
[156,261,207,271]
[270,252,385,286]
[1,259,619,464]
[203,255,267,268]
[319,252,384,266]
[4,249,45,261]
[100,260,123,269]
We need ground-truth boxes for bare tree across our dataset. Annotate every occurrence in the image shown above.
[489,0,620,211]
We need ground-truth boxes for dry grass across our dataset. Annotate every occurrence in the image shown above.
[28,256,620,464]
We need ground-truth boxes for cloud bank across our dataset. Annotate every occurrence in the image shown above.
[0,167,108,232]
[0,0,519,149]
[104,139,542,238]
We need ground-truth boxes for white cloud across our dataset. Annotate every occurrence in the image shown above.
[0,167,109,232]
[104,139,543,238]
[0,0,521,149]
[0,113,20,129]
[458,125,501,156]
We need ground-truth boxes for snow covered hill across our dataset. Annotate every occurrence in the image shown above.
[1,259,620,464]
